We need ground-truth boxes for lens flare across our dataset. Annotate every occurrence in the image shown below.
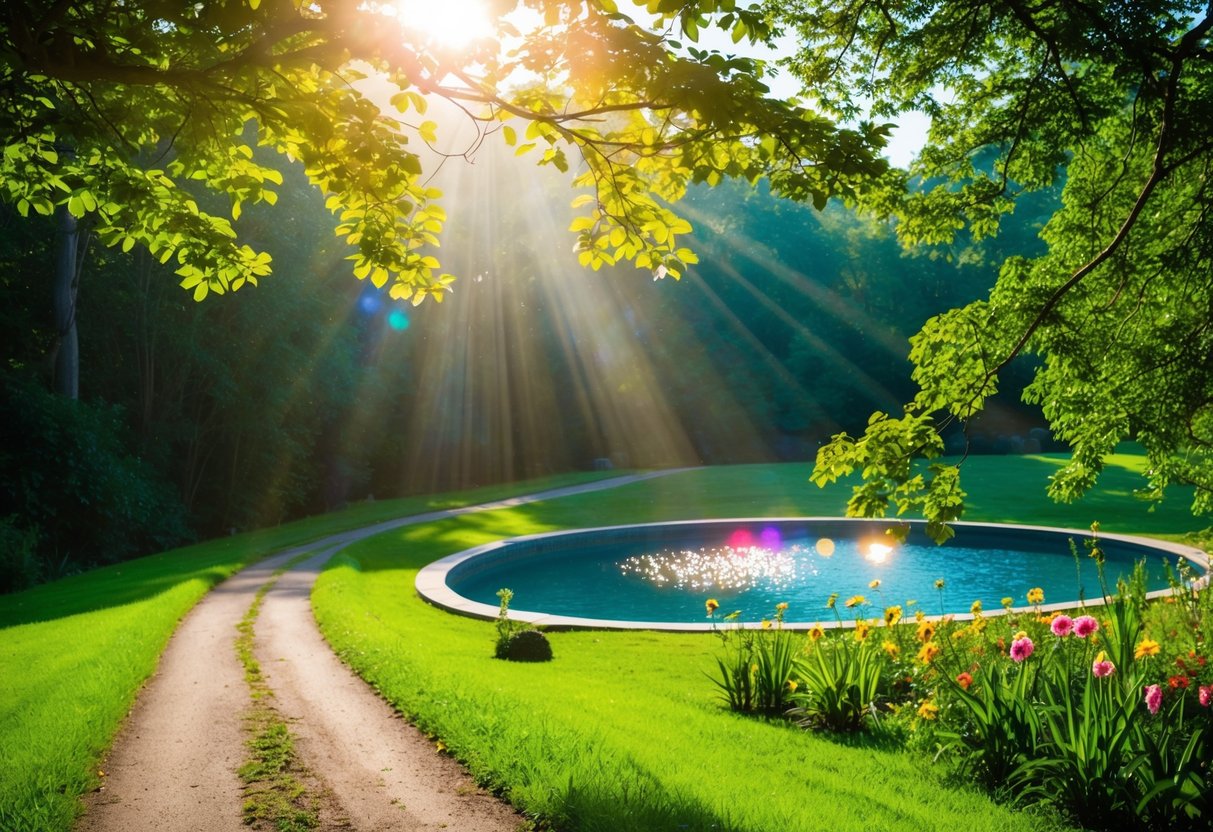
[815,538,835,557]
[387,308,411,331]
[865,542,892,563]
[394,0,493,47]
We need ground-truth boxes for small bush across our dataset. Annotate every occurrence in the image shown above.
[493,588,552,661]
[503,629,553,662]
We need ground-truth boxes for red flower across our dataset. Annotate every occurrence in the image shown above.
[956,672,973,690]
[1168,675,1191,690]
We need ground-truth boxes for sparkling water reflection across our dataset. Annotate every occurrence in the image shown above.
[446,520,1196,624]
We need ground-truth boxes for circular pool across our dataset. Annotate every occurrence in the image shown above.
[415,518,1209,630]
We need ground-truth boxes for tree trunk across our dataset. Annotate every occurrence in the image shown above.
[52,202,79,399]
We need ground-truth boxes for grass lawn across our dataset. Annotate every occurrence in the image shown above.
[0,471,620,832]
[311,456,1209,832]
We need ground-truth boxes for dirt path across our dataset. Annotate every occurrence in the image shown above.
[77,470,686,832]
[77,548,302,832]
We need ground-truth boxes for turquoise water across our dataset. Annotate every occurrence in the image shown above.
[447,520,1191,623]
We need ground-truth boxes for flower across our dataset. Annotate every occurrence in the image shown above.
[917,700,939,720]
[855,621,872,642]
[1013,630,1028,641]
[1135,638,1161,660]
[705,598,719,616]
[970,600,983,616]
[934,578,946,590]
[1001,596,1014,609]
[1144,684,1163,715]
[786,679,799,692]
[1010,636,1035,662]
[1168,674,1191,690]
[882,640,900,659]
[845,595,867,608]
[809,624,825,641]
[884,605,903,627]
[917,642,942,664]
[1073,615,1099,638]
[826,593,839,609]
[761,619,773,630]
[914,608,926,622]
[1200,686,1212,707]
[916,621,937,643]
[869,579,881,589]
[1092,652,1115,678]
[956,671,973,690]
[1051,614,1074,637]
[775,602,789,613]
[1026,587,1045,605]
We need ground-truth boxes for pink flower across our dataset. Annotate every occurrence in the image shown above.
[1010,636,1035,662]
[1200,686,1212,707]
[1051,614,1074,637]
[1092,658,1115,678]
[1073,615,1099,638]
[1144,684,1163,715]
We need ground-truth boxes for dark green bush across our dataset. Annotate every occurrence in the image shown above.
[503,629,553,663]
[0,515,41,593]
[0,375,192,586]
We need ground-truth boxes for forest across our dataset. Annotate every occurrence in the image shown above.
[0,149,1059,590]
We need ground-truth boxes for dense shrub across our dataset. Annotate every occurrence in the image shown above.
[0,376,191,586]
[502,629,553,662]
[0,515,40,593]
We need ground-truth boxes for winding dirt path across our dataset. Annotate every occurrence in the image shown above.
[77,470,685,832]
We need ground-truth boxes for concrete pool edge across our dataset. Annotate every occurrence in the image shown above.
[413,518,1211,632]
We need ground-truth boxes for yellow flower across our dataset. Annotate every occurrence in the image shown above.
[914,608,926,622]
[882,640,900,659]
[762,619,772,630]
[970,600,983,616]
[845,595,867,608]
[775,602,789,613]
[809,624,825,641]
[1135,638,1161,660]
[855,621,872,642]
[705,598,719,616]
[1014,630,1028,642]
[917,642,941,664]
[786,679,799,692]
[934,578,946,590]
[915,620,936,643]
[1027,587,1045,605]
[869,579,881,589]
[1001,596,1014,609]
[917,700,939,720]
[826,593,839,609]
[884,605,903,627]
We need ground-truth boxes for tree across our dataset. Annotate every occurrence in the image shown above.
[770,1,1213,536]
[0,0,890,304]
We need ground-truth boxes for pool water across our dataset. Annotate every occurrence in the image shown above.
[444,519,1196,624]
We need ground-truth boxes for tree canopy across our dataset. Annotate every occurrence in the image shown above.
[4,0,1213,540]
[772,0,1213,537]
[0,0,889,304]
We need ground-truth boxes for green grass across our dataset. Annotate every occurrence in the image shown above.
[0,471,619,832]
[2,456,1205,832]
[236,553,320,832]
[311,457,1209,832]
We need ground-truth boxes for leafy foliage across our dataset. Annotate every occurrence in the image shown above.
[780,1,1213,522]
[0,0,891,302]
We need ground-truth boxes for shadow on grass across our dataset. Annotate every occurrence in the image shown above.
[541,761,737,832]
